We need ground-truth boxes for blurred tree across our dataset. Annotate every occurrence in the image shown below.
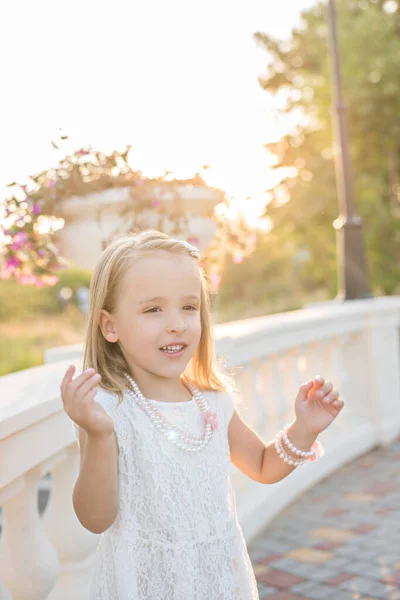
[255,0,400,295]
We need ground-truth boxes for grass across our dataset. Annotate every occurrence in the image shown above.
[0,307,85,376]
[0,266,91,375]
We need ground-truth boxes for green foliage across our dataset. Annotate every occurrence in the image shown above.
[0,307,85,376]
[0,337,44,376]
[56,265,92,295]
[215,228,331,322]
[0,265,90,374]
[0,265,92,321]
[255,0,400,296]
[0,279,57,320]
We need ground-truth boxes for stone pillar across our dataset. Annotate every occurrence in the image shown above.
[44,446,99,600]
[0,469,60,600]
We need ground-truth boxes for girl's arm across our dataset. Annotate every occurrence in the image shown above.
[73,427,120,534]
[228,378,343,484]
[61,366,120,534]
[228,410,316,484]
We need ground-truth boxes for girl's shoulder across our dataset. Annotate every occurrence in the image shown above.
[203,388,237,423]
[204,388,235,402]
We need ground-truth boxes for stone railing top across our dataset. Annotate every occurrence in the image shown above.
[0,359,81,442]
[215,296,400,340]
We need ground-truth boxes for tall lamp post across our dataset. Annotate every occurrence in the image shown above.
[327,0,372,300]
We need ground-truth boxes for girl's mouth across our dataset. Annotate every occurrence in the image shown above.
[159,344,187,358]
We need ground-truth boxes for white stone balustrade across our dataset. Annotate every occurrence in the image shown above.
[1,297,400,599]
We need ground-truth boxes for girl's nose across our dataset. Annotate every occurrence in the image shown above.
[166,318,188,333]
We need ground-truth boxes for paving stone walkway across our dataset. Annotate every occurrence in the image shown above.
[248,438,400,600]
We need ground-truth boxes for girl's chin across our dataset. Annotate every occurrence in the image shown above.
[154,351,192,375]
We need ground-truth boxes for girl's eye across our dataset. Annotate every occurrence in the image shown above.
[144,305,198,313]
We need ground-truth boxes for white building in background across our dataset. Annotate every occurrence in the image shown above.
[54,185,223,270]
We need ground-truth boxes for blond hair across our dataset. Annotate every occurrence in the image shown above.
[83,230,232,401]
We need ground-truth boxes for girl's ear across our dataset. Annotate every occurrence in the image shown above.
[99,309,119,343]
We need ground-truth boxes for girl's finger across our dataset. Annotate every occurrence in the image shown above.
[68,368,97,394]
[77,373,101,403]
[61,365,76,399]
[312,375,325,394]
[299,380,313,394]
[81,382,99,405]
[323,388,338,404]
[317,380,333,398]
[334,398,344,410]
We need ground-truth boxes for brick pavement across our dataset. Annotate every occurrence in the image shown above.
[248,439,400,600]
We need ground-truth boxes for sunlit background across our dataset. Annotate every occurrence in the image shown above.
[2,0,400,376]
[1,0,346,376]
[0,0,315,219]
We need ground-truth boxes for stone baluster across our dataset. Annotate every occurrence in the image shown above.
[309,337,341,388]
[330,336,346,391]
[234,366,257,427]
[329,334,355,423]
[254,359,270,437]
[44,445,99,600]
[308,340,325,382]
[365,309,400,444]
[285,348,307,414]
[276,352,296,427]
[0,469,59,600]
[244,359,266,432]
[267,353,288,434]
[318,337,334,384]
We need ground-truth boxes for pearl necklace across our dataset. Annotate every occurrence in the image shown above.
[124,374,218,453]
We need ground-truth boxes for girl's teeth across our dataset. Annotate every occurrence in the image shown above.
[161,345,184,352]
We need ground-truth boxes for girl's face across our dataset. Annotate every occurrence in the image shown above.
[101,251,203,383]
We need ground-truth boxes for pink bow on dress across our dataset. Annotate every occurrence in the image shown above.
[204,411,218,431]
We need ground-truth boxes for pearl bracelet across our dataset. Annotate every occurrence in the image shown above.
[274,433,308,467]
[274,425,324,468]
[282,424,316,459]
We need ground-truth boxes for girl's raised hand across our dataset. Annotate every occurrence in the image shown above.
[294,376,344,436]
[61,366,114,436]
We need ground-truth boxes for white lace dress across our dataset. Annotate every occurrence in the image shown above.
[75,387,259,600]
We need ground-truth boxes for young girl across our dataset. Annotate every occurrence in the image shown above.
[61,230,344,600]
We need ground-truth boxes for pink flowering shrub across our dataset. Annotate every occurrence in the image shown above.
[1,188,65,287]
[1,140,257,288]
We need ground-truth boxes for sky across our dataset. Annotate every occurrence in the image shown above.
[0,0,318,203]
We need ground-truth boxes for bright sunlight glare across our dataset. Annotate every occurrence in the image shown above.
[0,0,316,224]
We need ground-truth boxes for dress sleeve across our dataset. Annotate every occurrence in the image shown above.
[216,391,235,434]
[224,392,236,424]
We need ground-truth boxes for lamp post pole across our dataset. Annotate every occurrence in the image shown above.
[327,0,371,300]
